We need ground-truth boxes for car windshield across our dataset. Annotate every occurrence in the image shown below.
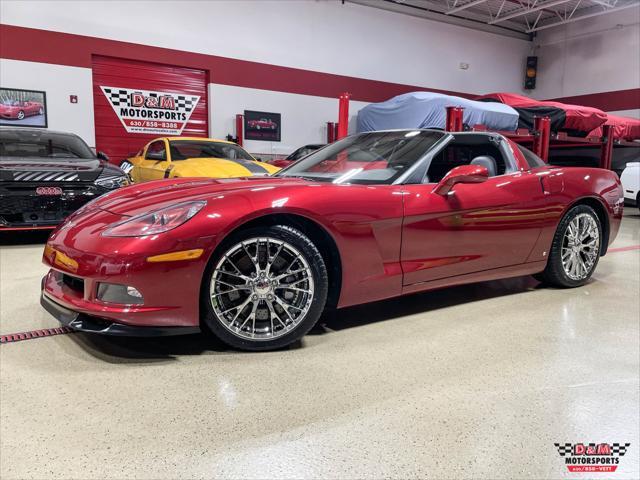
[277,130,445,184]
[0,129,95,159]
[169,140,254,161]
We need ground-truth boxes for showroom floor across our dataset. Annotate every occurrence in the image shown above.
[1,211,638,479]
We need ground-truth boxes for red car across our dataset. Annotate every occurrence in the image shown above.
[40,130,623,351]
[0,100,44,120]
[246,118,277,130]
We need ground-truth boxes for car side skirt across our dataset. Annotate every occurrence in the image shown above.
[401,261,547,296]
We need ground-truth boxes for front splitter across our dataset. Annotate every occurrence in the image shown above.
[40,292,200,337]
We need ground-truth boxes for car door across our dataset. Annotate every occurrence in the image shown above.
[400,134,548,286]
[136,140,171,182]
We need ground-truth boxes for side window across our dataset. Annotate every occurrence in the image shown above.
[426,140,507,183]
[145,141,166,160]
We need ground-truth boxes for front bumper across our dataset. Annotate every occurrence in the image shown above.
[40,213,216,330]
[41,288,199,336]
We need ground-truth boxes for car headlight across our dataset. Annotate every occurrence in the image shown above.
[96,174,130,189]
[119,161,134,175]
[102,201,206,237]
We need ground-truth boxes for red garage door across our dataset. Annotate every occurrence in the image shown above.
[92,56,208,165]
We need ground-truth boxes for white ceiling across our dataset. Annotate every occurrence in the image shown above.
[348,0,640,40]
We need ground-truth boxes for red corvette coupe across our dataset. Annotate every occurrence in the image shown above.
[41,130,623,350]
[0,100,44,120]
[246,118,277,130]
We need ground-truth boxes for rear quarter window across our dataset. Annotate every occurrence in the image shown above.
[517,144,546,168]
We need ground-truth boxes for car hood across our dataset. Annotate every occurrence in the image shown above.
[0,156,105,182]
[175,157,279,176]
[96,176,309,216]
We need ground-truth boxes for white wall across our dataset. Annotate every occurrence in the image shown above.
[0,59,95,145]
[0,0,530,95]
[533,6,640,117]
[209,84,368,155]
[1,0,533,152]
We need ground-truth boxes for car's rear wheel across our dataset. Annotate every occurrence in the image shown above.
[38,107,44,115]
[202,225,328,351]
[17,110,25,120]
[535,204,602,288]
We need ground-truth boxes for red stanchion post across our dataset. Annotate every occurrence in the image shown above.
[327,122,335,143]
[235,114,244,147]
[337,92,350,139]
[445,106,464,132]
[600,124,614,170]
[533,116,551,162]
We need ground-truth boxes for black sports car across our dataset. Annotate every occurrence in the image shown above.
[0,128,129,229]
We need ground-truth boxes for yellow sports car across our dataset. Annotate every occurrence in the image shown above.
[122,137,279,183]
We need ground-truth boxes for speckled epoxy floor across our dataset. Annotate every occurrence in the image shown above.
[1,212,638,479]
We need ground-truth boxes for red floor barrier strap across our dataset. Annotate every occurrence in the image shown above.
[608,245,640,253]
[0,327,75,344]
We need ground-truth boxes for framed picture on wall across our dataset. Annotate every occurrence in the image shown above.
[0,87,48,128]
[244,110,281,142]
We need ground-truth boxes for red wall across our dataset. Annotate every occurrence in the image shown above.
[92,56,208,164]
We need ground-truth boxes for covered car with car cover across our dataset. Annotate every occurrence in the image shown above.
[356,91,519,133]
[476,92,608,137]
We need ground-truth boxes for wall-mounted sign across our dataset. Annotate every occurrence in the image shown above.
[0,87,48,128]
[101,86,200,135]
[244,110,281,142]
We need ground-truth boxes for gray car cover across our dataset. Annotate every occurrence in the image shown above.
[356,91,519,133]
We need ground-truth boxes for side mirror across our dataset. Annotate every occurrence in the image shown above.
[146,152,166,161]
[432,164,488,196]
[96,151,109,161]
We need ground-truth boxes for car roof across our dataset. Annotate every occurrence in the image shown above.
[163,136,236,144]
[0,125,81,138]
[0,126,79,137]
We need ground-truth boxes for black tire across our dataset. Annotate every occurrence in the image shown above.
[637,193,640,214]
[38,107,44,115]
[534,204,602,288]
[201,225,328,351]
[17,110,25,120]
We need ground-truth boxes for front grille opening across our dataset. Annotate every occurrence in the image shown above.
[61,274,84,294]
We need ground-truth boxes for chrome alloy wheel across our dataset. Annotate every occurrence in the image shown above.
[561,213,600,281]
[210,237,314,340]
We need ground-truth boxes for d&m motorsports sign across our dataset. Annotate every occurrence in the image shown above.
[101,86,200,135]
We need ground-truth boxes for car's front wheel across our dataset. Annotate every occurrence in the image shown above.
[17,110,25,120]
[535,204,602,288]
[202,225,328,350]
[38,107,44,115]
